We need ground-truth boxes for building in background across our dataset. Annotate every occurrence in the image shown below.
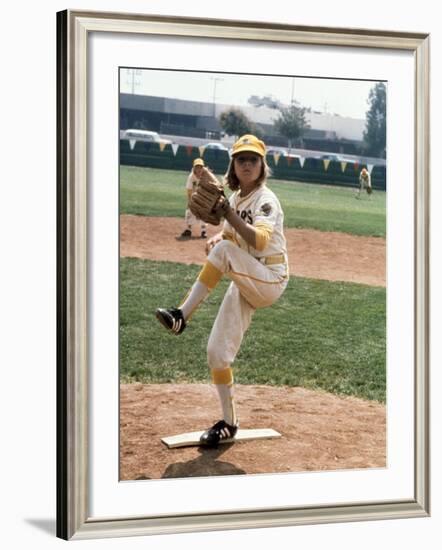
[120,93,366,155]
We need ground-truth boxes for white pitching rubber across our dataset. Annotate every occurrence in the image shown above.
[161,428,281,449]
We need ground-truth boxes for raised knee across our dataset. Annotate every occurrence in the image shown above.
[211,239,234,257]
[208,239,234,267]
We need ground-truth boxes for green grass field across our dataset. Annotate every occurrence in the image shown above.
[120,166,386,237]
[119,164,386,402]
[120,259,386,402]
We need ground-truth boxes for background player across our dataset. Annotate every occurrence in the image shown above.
[156,135,289,447]
[180,158,207,238]
[356,166,372,199]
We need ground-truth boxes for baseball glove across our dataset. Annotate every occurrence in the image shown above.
[366,186,373,195]
[189,168,230,225]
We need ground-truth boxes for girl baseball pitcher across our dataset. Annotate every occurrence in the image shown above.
[156,135,289,447]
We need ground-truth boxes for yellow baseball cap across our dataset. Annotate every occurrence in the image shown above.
[231,134,266,157]
[193,158,205,167]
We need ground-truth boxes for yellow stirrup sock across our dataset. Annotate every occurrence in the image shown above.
[179,261,222,320]
[197,261,223,290]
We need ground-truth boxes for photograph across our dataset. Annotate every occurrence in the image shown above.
[56,10,430,540]
[3,0,440,547]
[118,68,387,481]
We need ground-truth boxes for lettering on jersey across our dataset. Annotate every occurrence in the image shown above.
[237,209,253,225]
[260,202,272,216]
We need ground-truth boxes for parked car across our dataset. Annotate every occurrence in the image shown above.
[204,142,229,151]
[123,129,171,145]
[266,148,287,157]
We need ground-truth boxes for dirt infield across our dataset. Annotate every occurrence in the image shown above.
[120,215,386,287]
[120,383,386,480]
[120,214,386,480]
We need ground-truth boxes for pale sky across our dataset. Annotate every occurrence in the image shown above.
[120,68,381,120]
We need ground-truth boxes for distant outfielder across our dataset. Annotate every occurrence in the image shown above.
[180,158,207,239]
[356,167,372,199]
[156,135,289,447]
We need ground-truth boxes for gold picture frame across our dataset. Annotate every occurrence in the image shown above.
[57,9,430,540]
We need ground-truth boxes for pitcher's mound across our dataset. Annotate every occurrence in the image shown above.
[120,383,386,480]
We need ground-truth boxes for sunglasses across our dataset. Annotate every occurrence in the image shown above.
[234,155,261,165]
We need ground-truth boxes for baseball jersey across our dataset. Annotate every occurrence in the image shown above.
[359,171,371,187]
[186,171,200,191]
[222,184,288,270]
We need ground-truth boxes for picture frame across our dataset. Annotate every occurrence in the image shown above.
[56,9,430,540]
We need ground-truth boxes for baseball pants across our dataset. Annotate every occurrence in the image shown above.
[205,240,288,370]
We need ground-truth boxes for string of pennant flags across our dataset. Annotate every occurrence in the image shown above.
[127,139,375,174]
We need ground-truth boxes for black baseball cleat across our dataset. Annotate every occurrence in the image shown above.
[155,308,186,335]
[199,420,238,447]
[200,230,207,239]
[180,229,192,238]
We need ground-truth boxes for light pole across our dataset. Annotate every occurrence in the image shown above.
[210,76,224,117]
[290,77,295,104]
[127,69,141,94]
[209,77,223,139]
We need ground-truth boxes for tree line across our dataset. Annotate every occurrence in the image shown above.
[218,82,386,159]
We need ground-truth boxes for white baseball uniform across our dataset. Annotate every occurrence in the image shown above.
[206,184,288,371]
[359,170,371,191]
